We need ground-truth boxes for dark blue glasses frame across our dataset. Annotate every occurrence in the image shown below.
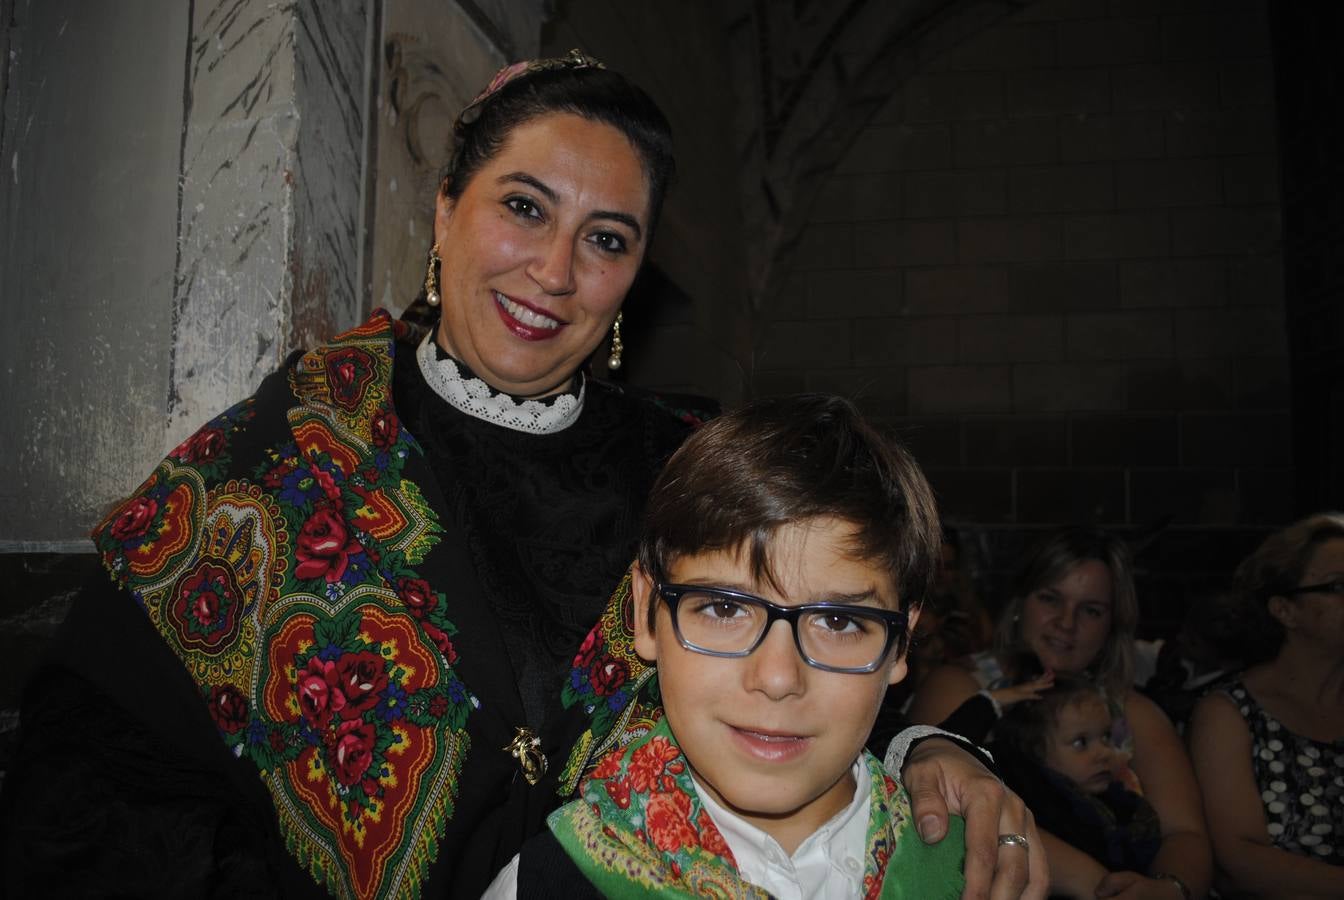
[655,582,910,674]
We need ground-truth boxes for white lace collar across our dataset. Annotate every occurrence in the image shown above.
[414,331,585,434]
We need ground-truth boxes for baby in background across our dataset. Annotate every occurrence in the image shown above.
[993,675,1160,875]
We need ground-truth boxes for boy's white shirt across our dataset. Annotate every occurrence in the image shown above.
[693,758,872,900]
[480,758,872,900]
[482,726,985,898]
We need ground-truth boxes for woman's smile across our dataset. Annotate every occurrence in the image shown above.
[492,290,565,338]
[432,112,650,399]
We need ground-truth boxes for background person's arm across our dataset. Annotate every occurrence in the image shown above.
[1038,829,1109,899]
[1125,690,1212,898]
[1188,692,1344,898]
[909,663,983,726]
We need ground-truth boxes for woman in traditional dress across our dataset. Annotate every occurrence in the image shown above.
[1,53,1042,899]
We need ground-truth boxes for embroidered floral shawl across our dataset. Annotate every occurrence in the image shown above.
[87,310,712,897]
[92,313,476,899]
[548,718,966,899]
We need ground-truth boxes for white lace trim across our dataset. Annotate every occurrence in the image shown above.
[883,725,994,775]
[415,331,584,434]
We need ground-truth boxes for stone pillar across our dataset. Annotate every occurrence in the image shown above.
[0,0,373,547]
[167,0,372,443]
[1,0,191,549]
[368,1,505,315]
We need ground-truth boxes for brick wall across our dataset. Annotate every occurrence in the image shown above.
[756,0,1289,541]
[1269,4,1344,515]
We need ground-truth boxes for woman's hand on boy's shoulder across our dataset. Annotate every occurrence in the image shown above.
[903,738,1048,900]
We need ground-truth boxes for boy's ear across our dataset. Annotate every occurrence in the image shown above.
[631,561,659,663]
[886,606,920,687]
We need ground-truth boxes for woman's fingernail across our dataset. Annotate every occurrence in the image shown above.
[918,815,944,841]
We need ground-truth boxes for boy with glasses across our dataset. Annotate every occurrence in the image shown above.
[485,394,966,898]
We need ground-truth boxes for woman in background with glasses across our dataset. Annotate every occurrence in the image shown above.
[1188,513,1344,898]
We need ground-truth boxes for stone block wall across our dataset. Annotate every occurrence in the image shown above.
[757,0,1289,539]
[1270,3,1344,515]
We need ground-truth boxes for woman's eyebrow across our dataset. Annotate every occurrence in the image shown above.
[591,210,643,241]
[497,171,644,240]
[498,171,557,202]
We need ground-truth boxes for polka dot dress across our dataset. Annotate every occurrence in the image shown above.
[1222,680,1344,864]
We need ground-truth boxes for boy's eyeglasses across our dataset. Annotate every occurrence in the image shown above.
[655,583,909,674]
[1284,579,1344,597]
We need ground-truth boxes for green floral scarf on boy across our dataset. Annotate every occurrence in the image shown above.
[548,717,965,899]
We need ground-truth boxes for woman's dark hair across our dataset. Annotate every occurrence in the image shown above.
[996,673,1108,763]
[637,394,942,617]
[443,64,676,236]
[994,527,1138,697]
[1227,512,1344,664]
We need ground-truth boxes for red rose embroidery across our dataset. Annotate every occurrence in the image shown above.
[590,747,624,780]
[573,628,601,670]
[175,427,226,464]
[588,656,628,697]
[207,684,248,734]
[297,656,345,726]
[421,621,458,665]
[332,719,377,786]
[325,347,375,411]
[697,809,733,860]
[604,777,632,809]
[371,411,399,449]
[396,577,437,619]
[311,465,341,502]
[645,789,700,853]
[109,496,158,542]
[428,694,449,718]
[863,843,892,900]
[334,651,388,718]
[192,588,220,627]
[294,508,362,582]
[628,735,682,794]
[169,561,241,649]
[262,460,295,489]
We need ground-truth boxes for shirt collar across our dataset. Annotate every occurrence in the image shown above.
[690,759,871,895]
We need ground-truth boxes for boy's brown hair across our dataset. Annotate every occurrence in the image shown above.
[636,394,941,620]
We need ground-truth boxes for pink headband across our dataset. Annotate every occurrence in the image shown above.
[454,48,605,134]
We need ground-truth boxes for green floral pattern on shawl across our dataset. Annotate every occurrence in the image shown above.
[548,718,965,899]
